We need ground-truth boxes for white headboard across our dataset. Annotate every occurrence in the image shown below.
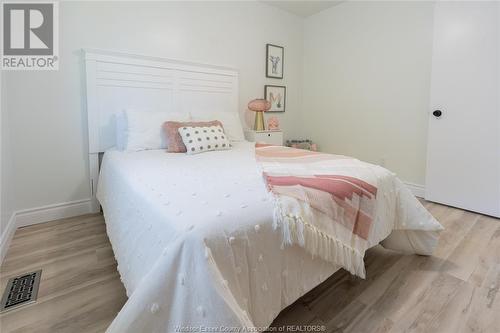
[84,49,239,211]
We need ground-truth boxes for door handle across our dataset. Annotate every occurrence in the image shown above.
[432,110,442,118]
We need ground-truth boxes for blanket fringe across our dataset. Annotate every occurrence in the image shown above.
[273,198,366,279]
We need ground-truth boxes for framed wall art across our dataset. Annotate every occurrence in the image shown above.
[266,44,284,79]
[264,85,286,112]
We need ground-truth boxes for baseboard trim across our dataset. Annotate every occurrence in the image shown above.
[404,182,426,198]
[15,199,93,228]
[0,199,93,265]
[0,213,17,265]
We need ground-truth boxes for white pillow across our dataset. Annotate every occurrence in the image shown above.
[124,110,189,151]
[191,112,245,141]
[178,125,232,155]
[115,111,128,151]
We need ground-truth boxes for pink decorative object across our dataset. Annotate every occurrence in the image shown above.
[267,116,280,130]
[247,99,271,112]
[248,99,271,131]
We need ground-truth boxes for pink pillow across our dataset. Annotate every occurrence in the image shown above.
[163,120,224,153]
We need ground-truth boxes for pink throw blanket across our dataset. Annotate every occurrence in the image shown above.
[256,144,378,278]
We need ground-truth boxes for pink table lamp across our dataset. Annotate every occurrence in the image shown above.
[248,99,271,131]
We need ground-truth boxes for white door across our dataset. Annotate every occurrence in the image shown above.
[426,1,500,218]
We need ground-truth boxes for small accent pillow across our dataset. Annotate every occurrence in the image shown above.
[178,125,231,155]
[163,120,223,153]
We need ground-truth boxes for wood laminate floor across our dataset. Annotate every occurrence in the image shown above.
[0,201,499,333]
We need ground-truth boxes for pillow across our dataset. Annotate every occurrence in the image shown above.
[115,111,127,151]
[178,125,231,155]
[124,110,189,151]
[163,120,223,153]
[191,112,245,141]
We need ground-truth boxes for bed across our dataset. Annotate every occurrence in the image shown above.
[84,49,443,332]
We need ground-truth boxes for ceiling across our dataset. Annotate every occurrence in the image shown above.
[261,1,344,18]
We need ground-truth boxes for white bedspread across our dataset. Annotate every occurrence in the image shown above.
[97,141,443,333]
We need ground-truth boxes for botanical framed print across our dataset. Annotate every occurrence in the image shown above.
[265,85,286,112]
[266,44,284,79]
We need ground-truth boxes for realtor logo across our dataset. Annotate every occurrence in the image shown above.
[2,2,58,70]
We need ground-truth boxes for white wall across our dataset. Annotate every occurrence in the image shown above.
[3,1,304,213]
[1,68,15,261]
[302,1,435,185]
[1,70,14,235]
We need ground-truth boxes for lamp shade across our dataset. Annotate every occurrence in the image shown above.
[248,99,271,112]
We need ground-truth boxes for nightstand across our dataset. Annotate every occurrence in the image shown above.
[245,130,283,145]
